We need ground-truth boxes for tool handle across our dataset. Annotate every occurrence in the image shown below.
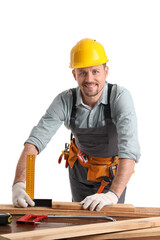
[65,159,69,168]
[58,152,64,164]
[32,215,48,222]
[0,213,12,225]
[17,214,48,224]
[97,185,105,193]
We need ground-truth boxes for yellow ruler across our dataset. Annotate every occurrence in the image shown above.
[26,154,35,200]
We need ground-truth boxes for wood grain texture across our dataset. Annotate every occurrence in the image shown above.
[1,217,160,240]
[52,202,134,211]
[1,203,160,218]
[69,226,160,239]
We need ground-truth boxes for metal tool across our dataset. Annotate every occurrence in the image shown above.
[58,143,70,168]
[97,176,112,193]
[16,214,116,225]
[26,154,35,199]
[77,151,88,164]
[26,155,53,207]
[16,214,47,225]
[33,199,52,207]
[0,213,12,225]
[49,215,116,221]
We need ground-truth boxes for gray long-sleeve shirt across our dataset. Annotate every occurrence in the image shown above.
[26,82,141,162]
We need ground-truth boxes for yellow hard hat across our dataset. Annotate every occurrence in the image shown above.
[69,38,109,69]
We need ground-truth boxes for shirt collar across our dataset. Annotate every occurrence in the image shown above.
[76,81,108,106]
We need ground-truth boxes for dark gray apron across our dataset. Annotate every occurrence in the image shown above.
[68,84,126,203]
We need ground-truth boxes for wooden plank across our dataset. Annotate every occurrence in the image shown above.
[100,226,160,239]
[52,202,135,212]
[0,202,134,212]
[1,217,160,240]
[1,204,160,218]
[68,226,160,239]
[52,202,160,217]
[135,207,160,215]
[0,203,135,216]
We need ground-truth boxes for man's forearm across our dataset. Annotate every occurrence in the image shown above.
[110,158,135,198]
[13,143,38,185]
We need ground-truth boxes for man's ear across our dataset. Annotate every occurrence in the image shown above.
[72,69,76,80]
[105,66,109,78]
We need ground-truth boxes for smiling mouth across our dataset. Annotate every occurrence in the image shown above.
[83,83,97,89]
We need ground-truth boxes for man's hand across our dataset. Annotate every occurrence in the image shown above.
[12,182,35,208]
[81,191,118,211]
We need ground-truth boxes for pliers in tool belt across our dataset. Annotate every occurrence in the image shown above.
[58,143,70,168]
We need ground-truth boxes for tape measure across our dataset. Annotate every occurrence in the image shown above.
[0,213,12,225]
[26,155,35,200]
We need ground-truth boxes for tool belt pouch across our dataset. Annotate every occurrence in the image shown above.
[68,139,119,182]
[68,138,79,168]
[87,157,118,182]
[64,152,69,160]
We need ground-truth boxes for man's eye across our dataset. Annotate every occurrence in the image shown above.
[80,72,86,76]
[93,70,98,74]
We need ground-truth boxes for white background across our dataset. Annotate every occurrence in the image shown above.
[0,0,160,207]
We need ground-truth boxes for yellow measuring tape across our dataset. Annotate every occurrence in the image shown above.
[26,155,35,200]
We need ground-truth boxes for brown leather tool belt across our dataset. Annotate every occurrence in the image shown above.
[68,138,119,182]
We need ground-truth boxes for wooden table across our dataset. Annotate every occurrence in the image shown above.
[0,214,108,234]
[1,203,160,240]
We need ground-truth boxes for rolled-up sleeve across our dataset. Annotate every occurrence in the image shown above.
[25,90,72,153]
[111,85,141,162]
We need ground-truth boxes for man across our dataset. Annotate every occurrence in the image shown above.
[12,38,140,211]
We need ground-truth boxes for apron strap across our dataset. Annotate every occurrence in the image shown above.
[104,83,113,119]
[70,88,77,122]
[70,84,113,139]
[70,84,113,122]
[70,88,77,139]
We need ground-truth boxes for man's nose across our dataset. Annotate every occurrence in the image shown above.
[86,71,94,82]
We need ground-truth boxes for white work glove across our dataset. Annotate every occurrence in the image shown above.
[81,191,118,212]
[12,182,35,208]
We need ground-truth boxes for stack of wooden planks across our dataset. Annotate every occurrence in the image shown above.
[1,202,160,239]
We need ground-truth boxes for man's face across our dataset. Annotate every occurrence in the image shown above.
[72,65,109,99]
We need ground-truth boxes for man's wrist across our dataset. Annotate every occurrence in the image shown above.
[109,190,119,199]
[12,181,25,187]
